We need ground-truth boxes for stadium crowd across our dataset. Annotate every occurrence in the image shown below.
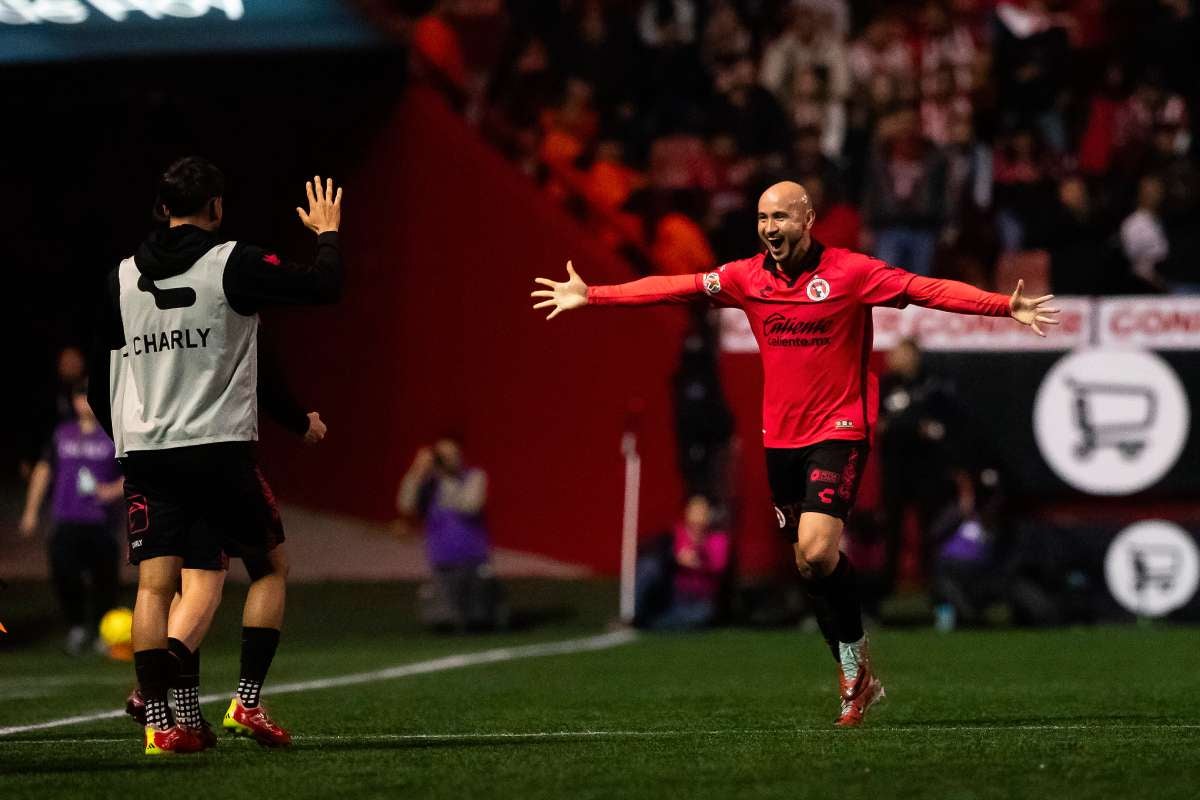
[403,0,1198,294]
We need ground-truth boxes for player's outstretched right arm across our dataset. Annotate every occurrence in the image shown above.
[531,261,707,319]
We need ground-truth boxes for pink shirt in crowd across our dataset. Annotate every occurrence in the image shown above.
[673,524,731,601]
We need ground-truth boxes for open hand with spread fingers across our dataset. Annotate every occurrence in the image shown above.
[531,260,589,320]
[1008,279,1060,337]
[297,175,343,235]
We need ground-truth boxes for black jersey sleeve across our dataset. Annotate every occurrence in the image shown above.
[223,232,342,315]
[88,268,125,440]
[257,335,310,437]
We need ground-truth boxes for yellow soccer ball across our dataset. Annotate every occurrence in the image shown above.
[98,607,133,647]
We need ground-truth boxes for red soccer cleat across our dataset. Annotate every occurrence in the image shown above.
[835,651,886,728]
[187,720,219,750]
[223,697,292,747]
[125,688,146,726]
[144,724,206,755]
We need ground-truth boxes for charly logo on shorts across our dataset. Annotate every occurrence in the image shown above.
[703,272,722,295]
[806,277,830,302]
[774,506,786,529]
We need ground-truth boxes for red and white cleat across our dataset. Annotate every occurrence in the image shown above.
[144,724,206,755]
[834,659,886,728]
[223,697,293,747]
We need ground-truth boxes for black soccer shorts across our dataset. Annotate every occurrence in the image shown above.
[121,442,286,570]
[765,439,869,540]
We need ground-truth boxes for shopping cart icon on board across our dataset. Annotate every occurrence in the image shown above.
[1065,377,1157,460]
[1131,544,1182,594]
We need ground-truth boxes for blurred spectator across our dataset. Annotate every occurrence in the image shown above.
[673,314,735,500]
[863,108,948,275]
[397,437,507,631]
[916,0,979,96]
[711,56,792,158]
[560,2,644,110]
[930,465,1008,632]
[920,66,972,148]
[993,0,1071,152]
[634,495,731,630]
[993,128,1056,251]
[1077,63,1126,178]
[22,345,89,481]
[539,77,600,169]
[807,172,862,250]
[1044,175,1111,294]
[638,0,697,47]
[19,383,122,655]
[788,66,846,158]
[848,15,913,93]
[1119,173,1170,290]
[701,0,753,69]
[412,1,471,97]
[760,6,849,105]
[877,339,965,592]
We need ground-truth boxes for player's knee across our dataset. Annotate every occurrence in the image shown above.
[795,542,838,580]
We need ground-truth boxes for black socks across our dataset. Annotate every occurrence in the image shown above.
[803,553,865,661]
[238,627,280,708]
[134,648,176,730]
[168,637,203,727]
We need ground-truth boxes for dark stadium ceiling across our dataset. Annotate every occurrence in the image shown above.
[0,0,387,63]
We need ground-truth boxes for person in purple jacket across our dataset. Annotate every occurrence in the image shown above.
[397,436,505,630]
[20,381,124,655]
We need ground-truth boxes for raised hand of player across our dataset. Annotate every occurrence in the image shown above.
[1008,279,1060,337]
[531,261,588,320]
[304,411,327,445]
[296,176,343,235]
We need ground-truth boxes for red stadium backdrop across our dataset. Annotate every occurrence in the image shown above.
[260,86,693,574]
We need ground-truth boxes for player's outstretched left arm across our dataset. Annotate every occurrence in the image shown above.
[1007,279,1061,338]
[531,261,589,320]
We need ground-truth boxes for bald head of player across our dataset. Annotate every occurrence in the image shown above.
[757,181,816,272]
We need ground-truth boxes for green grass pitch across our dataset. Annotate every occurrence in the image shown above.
[1,580,1197,799]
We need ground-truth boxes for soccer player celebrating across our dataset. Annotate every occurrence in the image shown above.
[531,181,1058,727]
[89,157,344,753]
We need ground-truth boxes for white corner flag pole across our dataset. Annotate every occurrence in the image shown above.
[618,430,642,624]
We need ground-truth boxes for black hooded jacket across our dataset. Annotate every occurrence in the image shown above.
[89,226,342,440]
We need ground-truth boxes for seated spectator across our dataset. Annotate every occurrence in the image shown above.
[930,465,1008,632]
[19,382,123,656]
[634,495,731,631]
[397,437,507,632]
[863,108,948,276]
[1120,174,1169,291]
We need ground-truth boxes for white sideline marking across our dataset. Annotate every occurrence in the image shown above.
[3,723,1199,746]
[0,630,637,737]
